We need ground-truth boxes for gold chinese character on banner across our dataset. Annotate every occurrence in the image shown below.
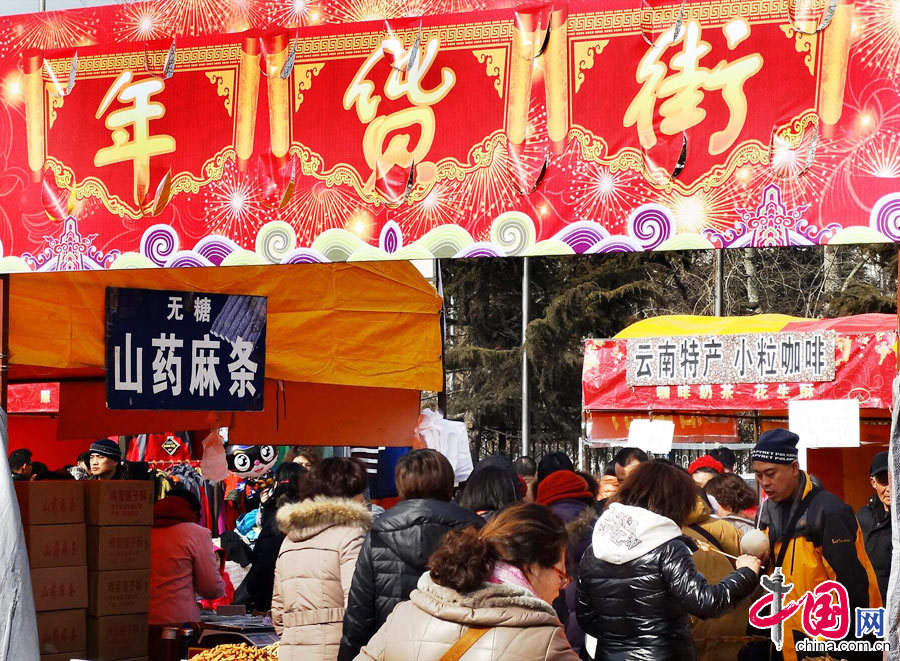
[624,20,763,156]
[343,37,455,189]
[94,71,176,206]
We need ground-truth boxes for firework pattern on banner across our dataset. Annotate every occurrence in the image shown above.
[0,0,896,272]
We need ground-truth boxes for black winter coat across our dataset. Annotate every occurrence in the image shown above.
[858,496,891,602]
[337,498,483,661]
[234,506,282,611]
[576,536,758,661]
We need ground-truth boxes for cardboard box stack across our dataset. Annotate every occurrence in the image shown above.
[85,480,155,661]
[15,480,88,660]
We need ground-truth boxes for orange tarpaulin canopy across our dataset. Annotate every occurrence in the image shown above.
[7,261,443,446]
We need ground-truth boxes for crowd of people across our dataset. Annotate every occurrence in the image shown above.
[8,429,891,660]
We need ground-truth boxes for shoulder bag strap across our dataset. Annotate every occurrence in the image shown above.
[439,626,491,661]
[770,486,821,568]
[689,523,725,552]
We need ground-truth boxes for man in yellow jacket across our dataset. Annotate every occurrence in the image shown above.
[752,428,882,661]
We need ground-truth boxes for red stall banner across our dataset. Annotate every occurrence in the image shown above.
[0,0,896,272]
[586,411,739,444]
[583,315,899,412]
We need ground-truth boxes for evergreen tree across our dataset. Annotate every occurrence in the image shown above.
[442,247,896,462]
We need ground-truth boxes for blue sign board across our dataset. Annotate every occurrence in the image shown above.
[105,287,267,410]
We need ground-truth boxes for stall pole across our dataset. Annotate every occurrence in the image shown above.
[436,259,448,416]
[521,257,529,459]
[714,250,724,316]
[0,275,8,427]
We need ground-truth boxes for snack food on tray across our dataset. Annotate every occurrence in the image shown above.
[190,642,278,660]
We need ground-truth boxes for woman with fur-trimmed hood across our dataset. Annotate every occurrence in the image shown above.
[273,458,372,661]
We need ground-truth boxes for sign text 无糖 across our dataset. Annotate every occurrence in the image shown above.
[105,287,266,410]
[625,331,836,387]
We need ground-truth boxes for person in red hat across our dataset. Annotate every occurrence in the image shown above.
[536,470,597,657]
[687,454,724,488]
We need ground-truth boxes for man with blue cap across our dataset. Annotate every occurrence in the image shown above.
[752,428,881,661]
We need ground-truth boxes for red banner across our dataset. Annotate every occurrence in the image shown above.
[587,411,739,443]
[583,330,898,411]
[0,0,895,272]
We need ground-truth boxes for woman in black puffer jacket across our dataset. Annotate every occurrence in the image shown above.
[338,449,483,661]
[576,461,760,661]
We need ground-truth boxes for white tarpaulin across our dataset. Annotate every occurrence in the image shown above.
[887,376,900,659]
[0,408,40,659]
[415,408,474,485]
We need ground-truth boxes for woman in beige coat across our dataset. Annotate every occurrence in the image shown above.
[273,458,372,661]
[356,503,578,661]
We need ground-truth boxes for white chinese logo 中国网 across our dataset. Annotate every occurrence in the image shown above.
[343,35,455,192]
[94,71,176,206]
[624,19,763,156]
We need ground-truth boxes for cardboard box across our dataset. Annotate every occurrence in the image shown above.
[87,614,149,660]
[31,566,88,612]
[40,650,86,660]
[16,481,85,525]
[88,570,150,616]
[36,608,86,655]
[87,526,152,571]
[86,481,155,526]
[25,523,87,568]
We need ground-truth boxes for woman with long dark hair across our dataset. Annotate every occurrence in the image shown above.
[576,461,761,661]
[356,503,578,660]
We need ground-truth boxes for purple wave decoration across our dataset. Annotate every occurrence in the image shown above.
[140,224,179,267]
[165,252,213,268]
[627,204,673,250]
[455,242,504,258]
[379,221,403,255]
[553,222,609,254]
[281,248,329,264]
[585,236,644,253]
[871,193,900,242]
[22,216,118,271]
[194,236,238,266]
[704,224,745,248]
[794,219,842,244]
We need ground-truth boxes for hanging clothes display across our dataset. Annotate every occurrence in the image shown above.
[126,432,193,463]
[415,409,474,484]
[163,462,226,536]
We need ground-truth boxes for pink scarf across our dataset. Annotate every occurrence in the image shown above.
[488,561,538,597]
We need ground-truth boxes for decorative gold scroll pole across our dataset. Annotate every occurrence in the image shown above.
[265,34,290,164]
[23,51,45,183]
[545,6,569,155]
[818,0,853,137]
[506,12,538,160]
[506,6,559,194]
[237,35,261,171]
